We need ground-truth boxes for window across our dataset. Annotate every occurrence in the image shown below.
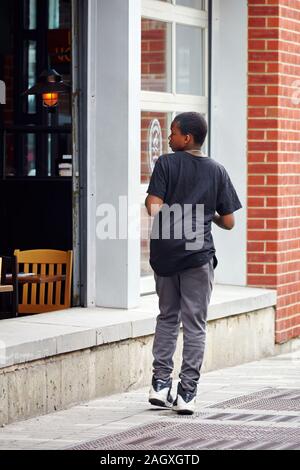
[1,0,72,178]
[141,0,210,293]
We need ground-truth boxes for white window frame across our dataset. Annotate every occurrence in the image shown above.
[141,0,210,295]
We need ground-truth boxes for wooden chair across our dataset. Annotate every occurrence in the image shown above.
[0,256,18,318]
[14,249,73,315]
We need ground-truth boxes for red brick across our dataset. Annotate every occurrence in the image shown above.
[248,220,265,229]
[248,118,277,128]
[249,39,266,50]
[248,51,278,62]
[249,74,278,84]
[248,197,266,207]
[248,253,277,263]
[248,208,277,218]
[249,62,266,73]
[249,28,278,39]
[248,130,265,140]
[248,141,278,151]
[248,241,265,251]
[248,153,266,163]
[248,264,265,274]
[249,186,277,196]
[249,17,266,28]
[248,96,278,106]
[247,274,277,286]
[248,108,266,118]
[268,17,280,28]
[249,6,279,16]
[247,230,277,241]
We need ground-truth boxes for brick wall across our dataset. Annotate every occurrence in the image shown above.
[142,18,169,93]
[248,0,300,343]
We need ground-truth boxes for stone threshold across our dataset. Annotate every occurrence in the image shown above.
[0,284,277,369]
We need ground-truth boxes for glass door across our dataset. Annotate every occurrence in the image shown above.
[141,0,210,294]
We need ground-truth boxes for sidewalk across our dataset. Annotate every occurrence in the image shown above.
[0,349,299,450]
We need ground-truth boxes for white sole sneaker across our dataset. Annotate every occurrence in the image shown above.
[149,386,173,408]
[172,394,196,415]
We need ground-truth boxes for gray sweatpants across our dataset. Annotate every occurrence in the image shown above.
[153,258,215,393]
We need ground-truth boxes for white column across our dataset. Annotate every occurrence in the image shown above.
[210,0,248,286]
[87,0,141,308]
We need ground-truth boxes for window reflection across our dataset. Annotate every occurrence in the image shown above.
[141,111,172,277]
[25,134,36,176]
[24,0,37,30]
[27,41,37,114]
[141,111,172,185]
[0,0,72,178]
[176,0,205,9]
[142,19,172,93]
[176,24,204,96]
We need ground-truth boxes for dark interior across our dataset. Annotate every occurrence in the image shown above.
[0,0,73,255]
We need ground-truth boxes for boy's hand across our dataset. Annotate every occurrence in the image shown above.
[213,212,235,230]
[145,195,164,217]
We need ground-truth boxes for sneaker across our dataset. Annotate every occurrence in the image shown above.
[149,377,174,408]
[172,382,197,415]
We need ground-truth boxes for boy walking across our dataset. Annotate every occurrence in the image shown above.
[145,112,242,415]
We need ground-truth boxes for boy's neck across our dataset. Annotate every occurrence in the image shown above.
[184,147,206,158]
[185,145,202,152]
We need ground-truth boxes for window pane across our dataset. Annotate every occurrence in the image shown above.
[176,24,204,96]
[51,133,72,177]
[49,0,71,29]
[24,0,37,30]
[4,133,16,177]
[141,112,172,277]
[142,19,172,93]
[48,0,60,29]
[27,40,37,114]
[25,134,36,176]
[176,0,205,9]
[141,204,152,277]
[4,132,36,177]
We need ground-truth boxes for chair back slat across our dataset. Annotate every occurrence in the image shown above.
[22,262,30,305]
[31,263,38,305]
[47,263,55,305]
[55,264,63,305]
[40,263,46,305]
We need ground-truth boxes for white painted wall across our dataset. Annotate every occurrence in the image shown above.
[210,0,248,286]
[87,0,141,308]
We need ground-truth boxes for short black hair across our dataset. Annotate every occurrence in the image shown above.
[173,112,208,146]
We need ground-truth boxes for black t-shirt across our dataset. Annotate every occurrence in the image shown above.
[147,151,243,277]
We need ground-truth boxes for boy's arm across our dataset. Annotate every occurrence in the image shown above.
[213,212,235,230]
[145,195,164,217]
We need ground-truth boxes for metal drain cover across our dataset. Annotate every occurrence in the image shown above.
[69,420,300,450]
[68,389,300,451]
[208,388,300,412]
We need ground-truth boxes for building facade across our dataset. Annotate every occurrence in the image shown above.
[0,0,299,345]
[86,0,300,345]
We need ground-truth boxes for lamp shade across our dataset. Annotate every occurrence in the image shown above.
[24,69,70,96]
